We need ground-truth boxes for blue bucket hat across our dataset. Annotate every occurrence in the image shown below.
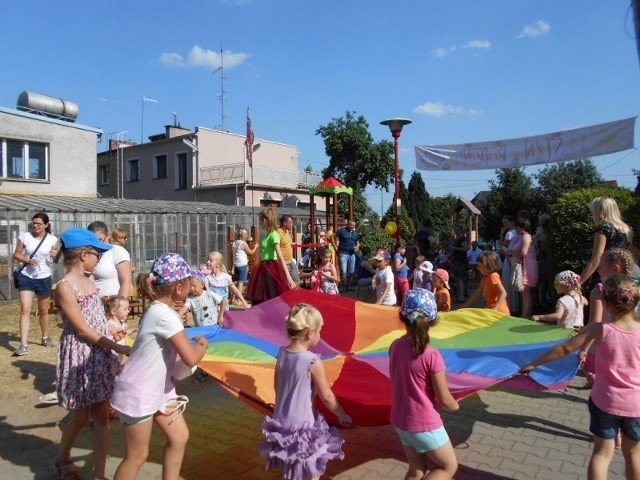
[60,228,112,252]
[401,288,438,324]
[149,252,199,285]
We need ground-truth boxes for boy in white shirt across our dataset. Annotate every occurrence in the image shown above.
[178,272,226,326]
[373,249,397,306]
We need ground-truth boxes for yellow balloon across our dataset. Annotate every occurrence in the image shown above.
[385,221,397,235]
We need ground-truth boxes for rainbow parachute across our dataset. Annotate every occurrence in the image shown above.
[188,290,579,426]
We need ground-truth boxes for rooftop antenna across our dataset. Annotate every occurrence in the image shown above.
[212,42,227,131]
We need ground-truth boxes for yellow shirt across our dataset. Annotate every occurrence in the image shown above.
[277,228,293,264]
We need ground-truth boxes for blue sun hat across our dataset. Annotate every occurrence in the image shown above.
[60,227,112,252]
[401,288,438,324]
[149,252,199,285]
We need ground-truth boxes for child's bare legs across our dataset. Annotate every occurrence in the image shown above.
[403,442,457,480]
[90,399,111,478]
[588,436,616,480]
[621,434,640,480]
[155,412,190,480]
[114,417,154,480]
[56,405,89,467]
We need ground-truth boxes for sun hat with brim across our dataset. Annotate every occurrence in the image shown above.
[419,261,434,273]
[60,228,112,252]
[434,268,450,289]
[149,252,199,285]
[374,249,391,261]
[401,288,438,324]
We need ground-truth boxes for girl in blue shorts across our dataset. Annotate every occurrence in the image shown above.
[521,274,640,479]
[389,288,460,479]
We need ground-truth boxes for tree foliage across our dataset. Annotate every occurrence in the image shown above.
[549,187,639,273]
[381,180,416,243]
[533,159,602,211]
[429,194,459,243]
[406,171,431,233]
[481,168,533,241]
[316,111,395,192]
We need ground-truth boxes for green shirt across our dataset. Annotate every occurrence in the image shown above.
[260,230,280,261]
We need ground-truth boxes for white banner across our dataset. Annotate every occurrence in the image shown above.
[415,117,636,171]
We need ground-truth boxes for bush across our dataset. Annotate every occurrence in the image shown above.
[549,186,639,274]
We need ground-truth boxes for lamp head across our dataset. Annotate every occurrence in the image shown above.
[380,118,412,136]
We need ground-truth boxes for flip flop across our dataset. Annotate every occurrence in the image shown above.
[39,392,59,404]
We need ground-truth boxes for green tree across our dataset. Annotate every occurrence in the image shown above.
[316,111,395,192]
[429,194,458,243]
[481,168,534,241]
[533,159,602,211]
[381,180,416,242]
[406,171,431,234]
[550,187,639,273]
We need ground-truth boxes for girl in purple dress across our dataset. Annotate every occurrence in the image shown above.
[260,304,352,480]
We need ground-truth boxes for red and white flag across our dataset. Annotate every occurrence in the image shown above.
[246,107,254,168]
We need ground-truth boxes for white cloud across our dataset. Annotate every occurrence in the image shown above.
[413,101,483,118]
[430,47,450,58]
[463,39,491,49]
[159,45,250,68]
[431,39,489,58]
[518,20,550,39]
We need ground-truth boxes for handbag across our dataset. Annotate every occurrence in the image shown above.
[13,233,48,288]
[511,262,525,292]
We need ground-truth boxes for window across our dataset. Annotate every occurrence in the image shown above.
[99,165,110,185]
[153,154,168,179]
[176,153,188,189]
[128,159,140,182]
[1,138,49,181]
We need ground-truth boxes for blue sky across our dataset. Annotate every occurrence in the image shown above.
[3,1,639,214]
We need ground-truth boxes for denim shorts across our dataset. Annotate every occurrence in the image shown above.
[234,265,248,282]
[16,274,52,296]
[118,411,154,426]
[589,397,640,441]
[395,426,450,453]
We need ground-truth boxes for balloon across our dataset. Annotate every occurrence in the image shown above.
[384,221,397,235]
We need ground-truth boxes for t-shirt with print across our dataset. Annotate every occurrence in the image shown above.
[375,266,396,305]
[185,290,224,326]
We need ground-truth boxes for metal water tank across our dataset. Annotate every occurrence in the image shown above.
[17,91,79,121]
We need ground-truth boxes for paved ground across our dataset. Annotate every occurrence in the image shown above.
[0,288,627,479]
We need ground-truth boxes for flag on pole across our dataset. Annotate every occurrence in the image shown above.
[246,107,254,168]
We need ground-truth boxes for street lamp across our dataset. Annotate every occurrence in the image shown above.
[380,117,412,240]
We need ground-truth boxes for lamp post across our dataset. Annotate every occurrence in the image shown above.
[380,118,412,240]
[141,97,158,144]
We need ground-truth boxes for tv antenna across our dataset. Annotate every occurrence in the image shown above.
[212,43,227,131]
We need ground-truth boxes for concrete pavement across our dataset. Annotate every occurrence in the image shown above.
[0,369,626,479]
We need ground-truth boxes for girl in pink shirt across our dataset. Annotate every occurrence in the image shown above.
[520,274,640,480]
[389,289,459,480]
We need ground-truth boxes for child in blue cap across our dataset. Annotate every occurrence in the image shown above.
[389,288,459,480]
[53,227,130,480]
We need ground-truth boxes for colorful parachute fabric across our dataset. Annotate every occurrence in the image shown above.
[188,289,579,426]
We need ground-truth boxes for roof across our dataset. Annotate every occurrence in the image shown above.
[308,176,353,196]
[0,194,316,217]
[455,197,482,216]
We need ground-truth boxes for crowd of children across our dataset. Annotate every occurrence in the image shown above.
[18,197,640,480]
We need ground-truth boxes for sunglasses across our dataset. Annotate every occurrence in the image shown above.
[86,251,103,261]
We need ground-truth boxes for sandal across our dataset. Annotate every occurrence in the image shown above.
[54,459,83,479]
